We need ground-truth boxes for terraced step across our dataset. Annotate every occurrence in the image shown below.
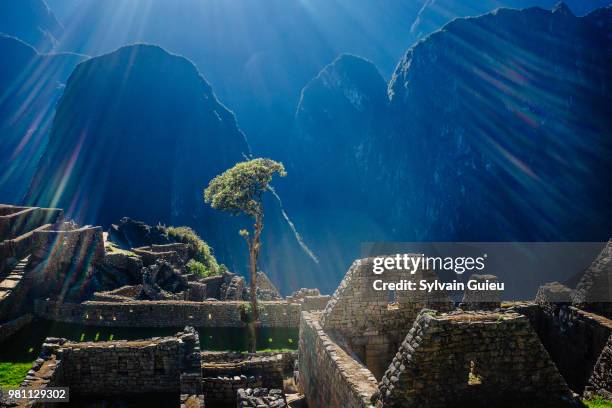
[0,255,29,297]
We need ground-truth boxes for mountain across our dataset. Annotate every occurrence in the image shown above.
[407,0,612,45]
[0,0,63,52]
[0,34,85,201]
[25,43,324,293]
[291,54,391,210]
[42,0,427,159]
[41,0,610,161]
[287,3,612,279]
[387,4,612,241]
[27,44,249,227]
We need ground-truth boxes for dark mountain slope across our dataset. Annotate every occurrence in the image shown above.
[287,4,612,284]
[0,35,85,201]
[387,4,612,241]
[291,54,391,210]
[26,43,321,293]
[0,0,63,52]
[27,44,250,231]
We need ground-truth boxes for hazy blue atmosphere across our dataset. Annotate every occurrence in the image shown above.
[1,0,611,294]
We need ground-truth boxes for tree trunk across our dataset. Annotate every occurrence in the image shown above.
[250,213,263,323]
[247,212,263,353]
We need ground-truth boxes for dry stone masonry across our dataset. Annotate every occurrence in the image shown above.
[3,203,612,407]
[375,310,574,407]
[459,274,501,310]
[321,257,452,378]
[236,388,287,407]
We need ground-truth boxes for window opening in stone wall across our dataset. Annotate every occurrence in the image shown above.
[468,360,482,385]
[387,289,398,310]
[154,355,165,375]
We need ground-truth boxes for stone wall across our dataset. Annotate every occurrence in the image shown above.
[35,299,302,328]
[0,206,63,242]
[572,240,612,319]
[521,302,612,393]
[203,375,258,406]
[29,224,105,302]
[300,295,331,312]
[60,338,183,394]
[133,243,189,267]
[19,328,201,403]
[320,257,452,378]
[201,351,295,393]
[0,314,32,343]
[0,223,53,273]
[298,311,378,408]
[587,334,612,399]
[0,259,34,321]
[237,388,287,407]
[375,310,575,408]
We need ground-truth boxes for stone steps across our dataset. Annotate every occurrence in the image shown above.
[0,255,30,302]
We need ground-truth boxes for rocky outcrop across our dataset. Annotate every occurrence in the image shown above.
[139,260,188,300]
[254,271,283,301]
[94,244,144,291]
[108,217,171,249]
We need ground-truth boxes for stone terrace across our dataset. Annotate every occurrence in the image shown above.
[0,205,64,321]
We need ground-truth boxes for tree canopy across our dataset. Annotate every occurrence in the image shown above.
[204,158,286,218]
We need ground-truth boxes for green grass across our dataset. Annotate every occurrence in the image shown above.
[0,362,33,389]
[584,397,612,408]
[240,348,294,354]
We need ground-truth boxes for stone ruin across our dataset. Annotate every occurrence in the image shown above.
[139,260,189,300]
[252,271,283,301]
[0,205,104,322]
[458,274,501,311]
[375,310,572,407]
[201,351,295,406]
[3,204,611,407]
[237,388,288,407]
[297,254,612,407]
[0,204,334,407]
[13,327,204,407]
[572,240,612,319]
[320,256,452,379]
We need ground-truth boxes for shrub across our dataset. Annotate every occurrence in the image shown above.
[186,259,217,278]
[165,226,221,275]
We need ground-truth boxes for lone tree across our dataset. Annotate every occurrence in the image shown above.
[204,158,286,325]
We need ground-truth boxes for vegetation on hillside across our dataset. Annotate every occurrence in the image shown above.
[165,226,221,277]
